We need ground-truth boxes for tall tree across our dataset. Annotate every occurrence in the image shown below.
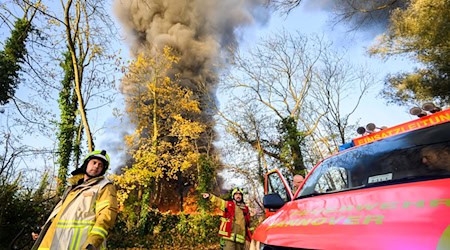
[22,0,118,182]
[370,0,450,105]
[219,31,372,180]
[0,14,33,104]
[116,47,206,220]
[311,51,372,155]
[61,0,95,152]
[220,31,328,177]
[0,0,119,216]
[19,0,119,152]
[56,51,79,196]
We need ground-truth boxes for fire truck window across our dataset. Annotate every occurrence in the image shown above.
[267,172,290,202]
[314,167,348,193]
[298,122,450,198]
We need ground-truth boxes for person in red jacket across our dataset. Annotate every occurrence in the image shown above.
[202,188,252,250]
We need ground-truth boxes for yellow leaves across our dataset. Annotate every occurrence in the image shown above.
[124,134,136,147]
[91,44,103,56]
[133,54,153,70]
[33,1,49,15]
[181,161,192,172]
[117,45,208,207]
[368,34,403,58]
[47,18,61,26]
[171,114,206,139]
[113,153,161,206]
[183,152,201,170]
[162,46,180,64]
[127,46,179,80]
[178,95,202,113]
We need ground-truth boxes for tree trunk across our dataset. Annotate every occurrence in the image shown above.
[64,0,94,152]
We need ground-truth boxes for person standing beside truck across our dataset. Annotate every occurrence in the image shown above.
[202,188,252,250]
[32,150,118,250]
[292,174,304,193]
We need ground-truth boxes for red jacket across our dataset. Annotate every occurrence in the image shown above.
[219,200,252,242]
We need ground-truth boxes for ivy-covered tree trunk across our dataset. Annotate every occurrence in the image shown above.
[278,116,307,176]
[0,18,31,105]
[56,52,78,196]
[197,155,216,212]
[138,188,150,234]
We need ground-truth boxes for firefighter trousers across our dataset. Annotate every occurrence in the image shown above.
[222,239,246,250]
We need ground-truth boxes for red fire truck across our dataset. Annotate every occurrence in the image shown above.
[251,108,450,250]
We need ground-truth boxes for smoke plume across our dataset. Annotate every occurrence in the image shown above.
[115,0,269,94]
[114,0,269,155]
[114,0,270,165]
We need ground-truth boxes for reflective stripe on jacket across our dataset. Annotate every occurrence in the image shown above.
[210,194,251,244]
[33,175,118,250]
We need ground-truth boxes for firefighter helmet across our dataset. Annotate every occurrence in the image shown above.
[231,187,244,197]
[71,150,110,176]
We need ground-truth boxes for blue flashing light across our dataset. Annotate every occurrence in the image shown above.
[338,141,355,151]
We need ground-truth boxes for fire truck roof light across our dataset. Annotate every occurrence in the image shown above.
[366,123,376,131]
[409,107,427,117]
[357,127,366,135]
[422,102,442,113]
[422,102,436,111]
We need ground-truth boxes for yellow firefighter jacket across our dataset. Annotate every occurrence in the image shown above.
[32,174,118,250]
[210,194,248,244]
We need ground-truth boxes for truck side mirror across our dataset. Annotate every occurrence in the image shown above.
[263,193,286,209]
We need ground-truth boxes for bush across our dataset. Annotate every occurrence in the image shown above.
[0,174,55,250]
[108,210,221,249]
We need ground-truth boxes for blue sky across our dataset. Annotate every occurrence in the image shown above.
[95,2,422,172]
[248,5,416,128]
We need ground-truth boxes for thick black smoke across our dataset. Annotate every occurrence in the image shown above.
[114,0,269,155]
[115,0,269,95]
[113,1,269,207]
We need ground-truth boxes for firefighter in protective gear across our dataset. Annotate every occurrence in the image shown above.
[202,188,252,250]
[32,150,118,250]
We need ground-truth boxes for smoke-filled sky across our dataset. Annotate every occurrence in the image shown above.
[99,0,415,171]
[0,0,418,183]
[109,0,271,170]
[114,0,269,95]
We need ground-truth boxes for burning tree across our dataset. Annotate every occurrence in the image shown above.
[115,47,208,226]
[113,0,268,215]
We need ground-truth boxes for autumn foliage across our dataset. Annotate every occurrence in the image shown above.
[114,46,215,227]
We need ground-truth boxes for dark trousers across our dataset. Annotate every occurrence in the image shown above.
[222,239,245,250]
